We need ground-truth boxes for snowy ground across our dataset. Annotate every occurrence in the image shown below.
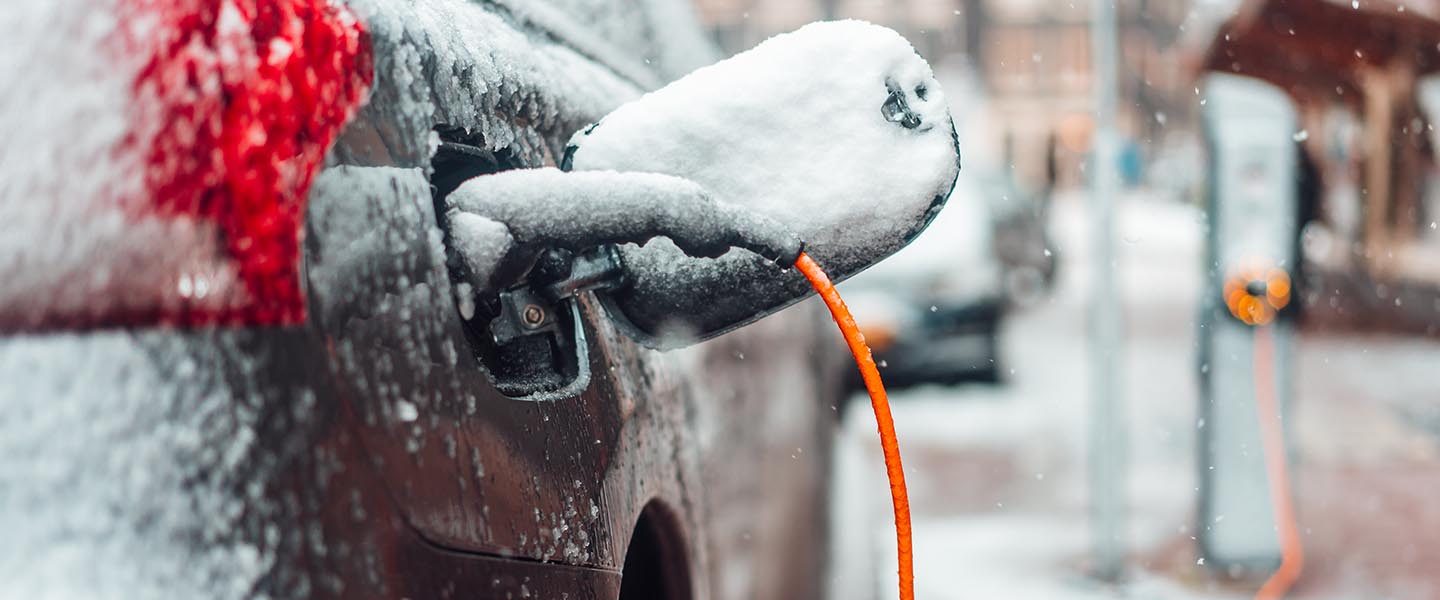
[828,190,1440,599]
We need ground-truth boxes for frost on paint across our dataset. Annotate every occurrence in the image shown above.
[0,0,663,595]
[343,0,643,168]
[0,336,279,599]
[0,0,152,327]
[0,0,372,330]
[564,20,961,344]
[0,0,642,332]
[0,2,939,596]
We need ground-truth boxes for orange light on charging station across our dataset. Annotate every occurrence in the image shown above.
[1223,263,1291,326]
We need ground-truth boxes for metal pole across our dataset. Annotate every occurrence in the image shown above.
[1088,0,1126,583]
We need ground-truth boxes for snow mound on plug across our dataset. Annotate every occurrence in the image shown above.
[448,211,514,292]
[564,20,960,345]
[566,19,959,266]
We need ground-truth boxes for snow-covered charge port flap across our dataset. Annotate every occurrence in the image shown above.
[564,20,961,347]
[0,0,372,331]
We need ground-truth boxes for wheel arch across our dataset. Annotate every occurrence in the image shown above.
[617,498,695,600]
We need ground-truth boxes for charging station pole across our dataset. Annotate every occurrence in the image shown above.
[1197,72,1298,573]
[1088,0,1126,582]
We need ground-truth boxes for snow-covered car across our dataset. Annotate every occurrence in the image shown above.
[1,2,963,599]
[840,169,1005,385]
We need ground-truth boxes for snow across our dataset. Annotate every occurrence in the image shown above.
[304,165,444,334]
[561,20,961,345]
[0,0,230,328]
[0,335,273,600]
[829,190,1440,598]
[446,168,801,289]
[567,20,959,268]
[0,0,749,594]
[448,212,515,292]
[1,0,374,328]
[827,194,1224,599]
[348,0,644,166]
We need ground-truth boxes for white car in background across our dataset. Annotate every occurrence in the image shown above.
[840,169,1006,385]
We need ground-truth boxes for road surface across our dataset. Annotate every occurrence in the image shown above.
[829,191,1440,599]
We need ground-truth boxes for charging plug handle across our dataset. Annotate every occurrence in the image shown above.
[447,169,803,292]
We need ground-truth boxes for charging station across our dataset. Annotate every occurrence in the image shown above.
[1197,72,1300,572]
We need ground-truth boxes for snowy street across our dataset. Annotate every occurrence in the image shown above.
[831,192,1440,599]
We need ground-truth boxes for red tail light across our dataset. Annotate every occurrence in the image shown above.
[0,0,372,331]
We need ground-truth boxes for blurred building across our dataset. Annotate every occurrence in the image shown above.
[977,0,1194,189]
[691,0,1196,192]
[692,0,976,60]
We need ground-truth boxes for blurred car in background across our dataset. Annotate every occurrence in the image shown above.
[841,170,1055,388]
[988,174,1059,308]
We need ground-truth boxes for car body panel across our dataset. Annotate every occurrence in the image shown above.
[1,1,841,598]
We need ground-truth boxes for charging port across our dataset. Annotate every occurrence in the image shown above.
[429,126,594,401]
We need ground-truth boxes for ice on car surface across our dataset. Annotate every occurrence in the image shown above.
[0,0,661,596]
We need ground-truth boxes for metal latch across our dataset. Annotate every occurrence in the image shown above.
[488,245,624,345]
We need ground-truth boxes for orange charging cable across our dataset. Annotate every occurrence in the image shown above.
[795,252,915,600]
[1252,325,1304,599]
[1224,266,1303,599]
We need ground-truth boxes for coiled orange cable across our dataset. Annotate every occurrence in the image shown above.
[795,252,914,600]
[1252,325,1304,599]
